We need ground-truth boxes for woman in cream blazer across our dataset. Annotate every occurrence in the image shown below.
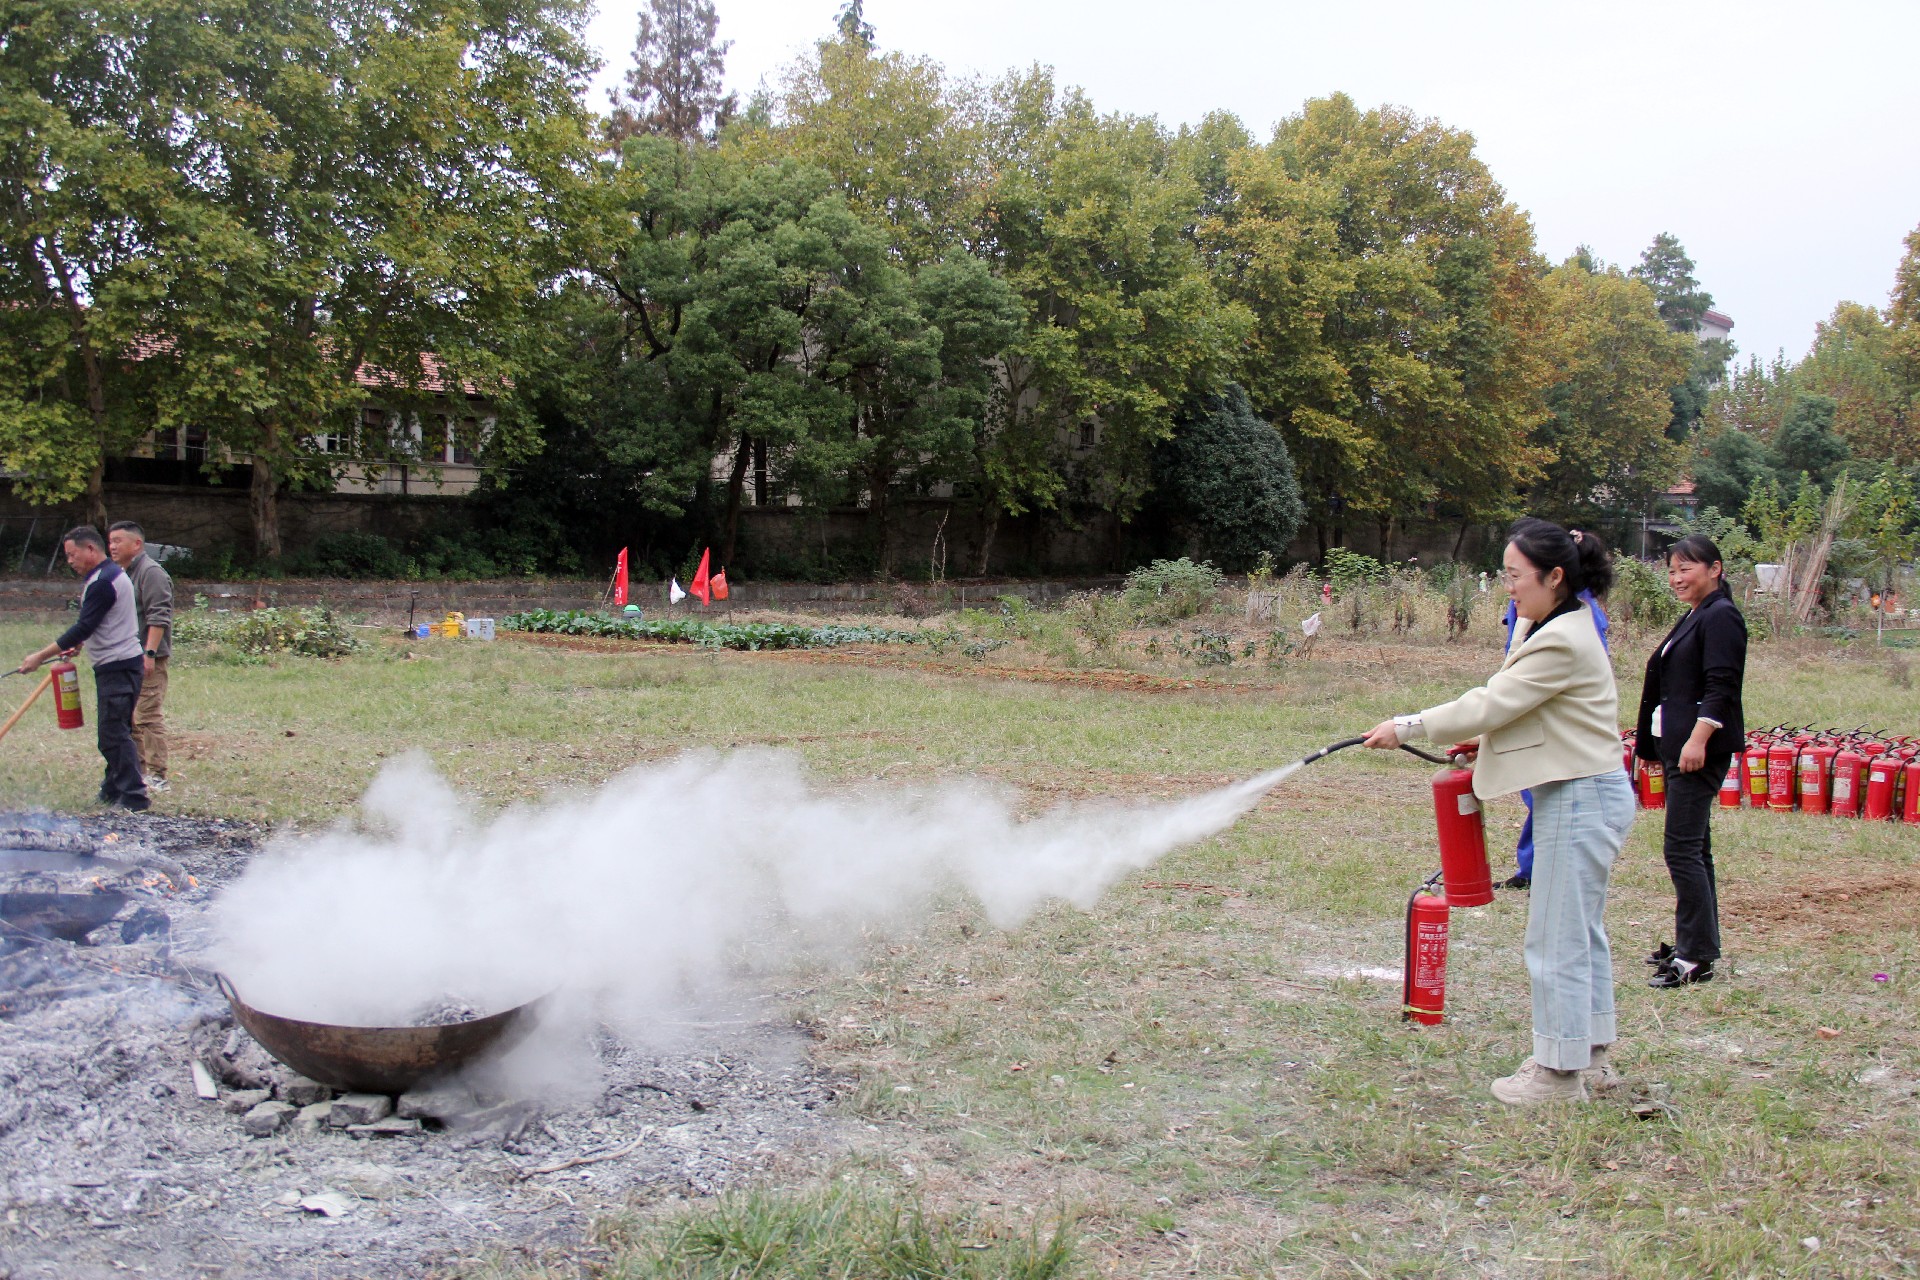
[1364,520,1633,1106]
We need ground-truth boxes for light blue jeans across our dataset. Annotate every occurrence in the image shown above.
[1525,769,1635,1070]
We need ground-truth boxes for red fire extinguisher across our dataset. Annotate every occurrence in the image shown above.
[1403,875,1448,1026]
[1744,740,1771,806]
[49,660,83,731]
[1718,757,1744,808]
[1831,746,1867,818]
[1767,739,1799,811]
[1431,764,1492,907]
[1797,744,1837,816]
[1903,758,1920,826]
[1864,758,1899,821]
[1637,758,1666,809]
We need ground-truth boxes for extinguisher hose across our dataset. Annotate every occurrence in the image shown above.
[1297,736,1455,768]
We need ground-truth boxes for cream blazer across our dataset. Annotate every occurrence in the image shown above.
[1419,606,1621,800]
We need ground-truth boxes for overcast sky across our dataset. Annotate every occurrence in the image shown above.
[581,0,1919,366]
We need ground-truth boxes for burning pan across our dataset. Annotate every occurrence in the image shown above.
[216,974,548,1095]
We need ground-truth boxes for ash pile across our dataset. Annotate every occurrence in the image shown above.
[0,813,847,1280]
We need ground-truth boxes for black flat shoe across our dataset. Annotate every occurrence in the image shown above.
[1644,941,1675,967]
[1500,874,1530,891]
[1648,958,1712,988]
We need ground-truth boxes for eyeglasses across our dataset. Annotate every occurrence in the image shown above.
[1499,568,1539,587]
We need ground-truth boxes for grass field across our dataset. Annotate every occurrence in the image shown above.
[2,610,1917,1278]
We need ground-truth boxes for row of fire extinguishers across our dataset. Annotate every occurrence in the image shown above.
[1624,726,1920,824]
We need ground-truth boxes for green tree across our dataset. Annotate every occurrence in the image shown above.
[967,73,1247,570]
[1632,232,1713,333]
[1208,94,1553,554]
[1770,394,1850,489]
[0,0,221,525]
[1,0,598,559]
[1530,262,1693,524]
[1793,302,1909,464]
[1147,383,1304,571]
[1691,427,1773,516]
[608,0,737,146]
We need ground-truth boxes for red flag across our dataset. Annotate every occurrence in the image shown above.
[711,568,729,601]
[612,548,629,606]
[689,548,711,605]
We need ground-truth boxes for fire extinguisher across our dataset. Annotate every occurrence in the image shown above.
[1831,746,1867,818]
[1797,744,1837,816]
[1718,757,1744,808]
[1430,763,1492,907]
[1864,757,1900,821]
[1637,757,1666,809]
[50,660,84,731]
[1903,757,1920,826]
[1767,739,1799,811]
[1403,874,1448,1026]
[1744,739,1771,806]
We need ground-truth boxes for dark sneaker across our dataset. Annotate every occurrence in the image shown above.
[1648,957,1712,989]
[1499,874,1530,890]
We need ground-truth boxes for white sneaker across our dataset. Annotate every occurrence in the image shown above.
[143,775,170,794]
[1491,1057,1588,1105]
[1582,1045,1624,1095]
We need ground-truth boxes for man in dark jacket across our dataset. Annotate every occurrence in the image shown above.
[109,521,173,793]
[16,526,148,811]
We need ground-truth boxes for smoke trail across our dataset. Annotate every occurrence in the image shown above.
[206,751,1302,1031]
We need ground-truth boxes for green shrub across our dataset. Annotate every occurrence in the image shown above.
[1124,558,1225,623]
[173,600,360,661]
[289,532,411,579]
[1609,555,1686,631]
[1323,547,1386,590]
[1064,591,1130,653]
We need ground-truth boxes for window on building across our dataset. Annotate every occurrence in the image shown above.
[453,417,478,466]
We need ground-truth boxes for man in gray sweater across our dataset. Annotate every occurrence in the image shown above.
[17,526,148,810]
[109,521,174,792]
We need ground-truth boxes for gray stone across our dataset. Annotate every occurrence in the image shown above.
[221,1088,270,1114]
[293,1102,333,1133]
[346,1117,422,1137]
[327,1094,392,1127]
[240,1101,296,1137]
[281,1075,332,1107]
[396,1081,479,1122]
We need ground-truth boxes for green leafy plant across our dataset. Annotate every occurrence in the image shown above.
[504,609,930,651]
[1064,591,1130,654]
[1123,558,1226,623]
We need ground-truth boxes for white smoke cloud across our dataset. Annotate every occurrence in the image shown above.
[206,750,1298,1035]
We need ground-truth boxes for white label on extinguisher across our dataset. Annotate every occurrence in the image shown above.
[1457,794,1479,816]
[1834,775,1853,800]
[1872,770,1890,783]
[1414,921,1448,984]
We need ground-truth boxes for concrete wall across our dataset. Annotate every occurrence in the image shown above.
[0,482,474,561]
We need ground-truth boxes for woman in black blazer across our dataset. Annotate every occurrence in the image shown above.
[1635,534,1747,988]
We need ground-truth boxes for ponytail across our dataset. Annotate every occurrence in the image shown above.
[1507,518,1613,600]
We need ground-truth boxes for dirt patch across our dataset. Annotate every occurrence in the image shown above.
[0,813,849,1279]
[1721,866,1920,942]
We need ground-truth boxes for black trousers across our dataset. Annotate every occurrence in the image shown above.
[94,665,147,810]
[1662,752,1727,964]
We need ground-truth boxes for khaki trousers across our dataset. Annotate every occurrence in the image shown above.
[133,656,169,779]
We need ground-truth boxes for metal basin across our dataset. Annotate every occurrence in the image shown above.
[0,891,128,942]
[217,974,549,1095]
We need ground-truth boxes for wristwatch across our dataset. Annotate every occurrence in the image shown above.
[145,649,158,658]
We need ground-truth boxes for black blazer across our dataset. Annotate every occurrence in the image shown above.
[1636,590,1747,764]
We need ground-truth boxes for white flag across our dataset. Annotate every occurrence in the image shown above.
[1301,611,1322,637]
[668,578,686,604]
